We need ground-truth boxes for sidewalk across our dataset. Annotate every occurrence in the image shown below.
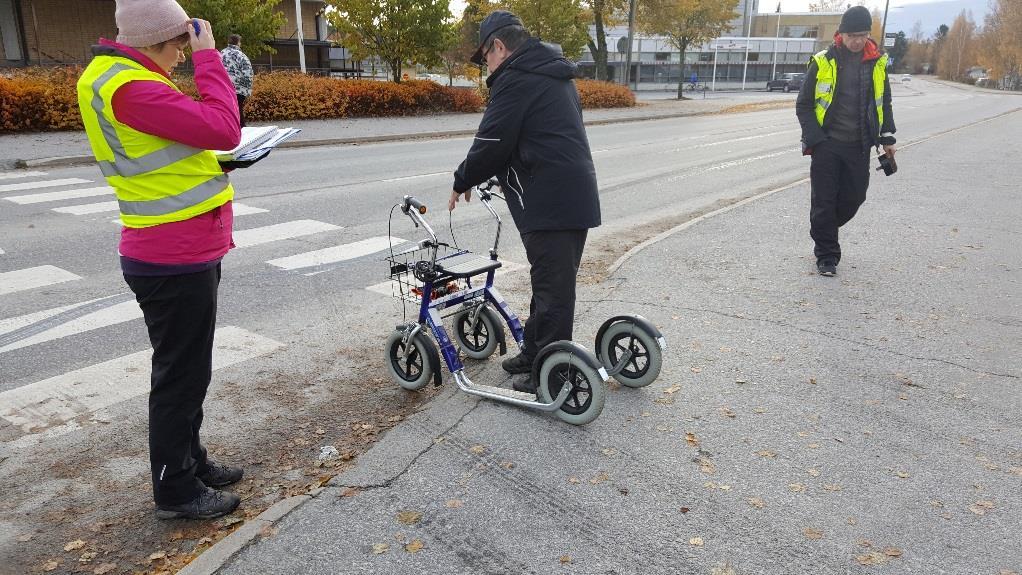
[0,95,782,170]
[180,93,1021,572]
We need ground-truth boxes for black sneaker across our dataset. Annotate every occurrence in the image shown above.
[816,259,837,277]
[156,487,240,520]
[501,353,534,375]
[197,460,244,487]
[512,377,538,394]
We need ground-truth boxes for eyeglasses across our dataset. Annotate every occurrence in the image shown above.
[481,40,495,60]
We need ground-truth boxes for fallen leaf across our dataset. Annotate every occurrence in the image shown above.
[807,468,820,477]
[147,551,167,562]
[169,530,185,542]
[601,448,618,456]
[894,470,910,479]
[856,552,889,566]
[500,461,514,470]
[640,411,652,417]
[468,445,486,455]
[679,507,690,513]
[969,500,995,515]
[590,472,609,485]
[16,533,33,542]
[567,476,581,484]
[698,458,716,475]
[93,563,117,575]
[753,407,767,414]
[788,483,806,492]
[883,547,903,557]
[315,428,326,435]
[711,564,738,575]
[79,551,98,563]
[719,407,736,418]
[807,443,820,449]
[64,540,86,552]
[220,516,243,529]
[857,539,873,548]
[685,432,700,447]
[999,570,1020,575]
[809,378,817,385]
[445,499,463,508]
[372,543,389,554]
[689,537,704,546]
[387,415,403,422]
[397,511,423,525]
[735,378,747,384]
[341,487,359,498]
[405,539,424,553]
[42,560,60,572]
[846,517,857,525]
[803,528,824,540]
[259,525,278,538]
[756,450,776,458]
[664,384,682,394]
[559,555,573,564]
[748,497,765,509]
[654,397,675,405]
[824,484,842,492]
[690,367,703,373]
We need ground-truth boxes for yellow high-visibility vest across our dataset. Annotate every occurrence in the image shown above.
[811,50,889,134]
[77,55,233,229]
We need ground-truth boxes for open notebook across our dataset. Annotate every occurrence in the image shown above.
[212,126,302,163]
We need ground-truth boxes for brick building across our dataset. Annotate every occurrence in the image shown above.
[0,0,330,71]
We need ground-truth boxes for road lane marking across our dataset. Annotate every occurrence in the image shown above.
[0,266,81,296]
[53,201,119,215]
[381,172,449,183]
[0,171,48,181]
[0,299,142,354]
[267,236,405,271]
[233,220,341,248]
[5,186,113,204]
[0,178,91,193]
[0,326,284,433]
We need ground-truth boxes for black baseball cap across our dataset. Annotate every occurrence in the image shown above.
[470,10,524,65]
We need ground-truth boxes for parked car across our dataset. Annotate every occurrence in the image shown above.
[767,72,805,92]
[901,74,912,82]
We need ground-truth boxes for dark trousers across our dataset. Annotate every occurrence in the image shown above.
[809,139,870,262]
[520,229,588,358]
[237,94,247,127]
[124,265,220,505]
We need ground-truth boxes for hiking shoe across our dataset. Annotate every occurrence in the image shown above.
[501,353,534,375]
[816,259,837,277]
[156,487,240,520]
[197,460,243,488]
[512,377,538,394]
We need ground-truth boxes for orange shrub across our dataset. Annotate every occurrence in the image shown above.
[575,79,636,108]
[1,67,84,132]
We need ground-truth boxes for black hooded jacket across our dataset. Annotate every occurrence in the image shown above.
[453,38,601,233]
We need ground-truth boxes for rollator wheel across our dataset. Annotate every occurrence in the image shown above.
[384,330,437,391]
[537,351,606,426]
[452,306,500,360]
[598,321,663,388]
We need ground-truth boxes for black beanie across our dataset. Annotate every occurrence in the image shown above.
[838,6,873,33]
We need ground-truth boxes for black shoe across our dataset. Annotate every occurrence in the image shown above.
[501,353,534,375]
[816,259,837,276]
[197,460,244,488]
[512,377,538,394]
[156,487,240,520]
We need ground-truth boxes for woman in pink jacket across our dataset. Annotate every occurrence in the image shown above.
[78,0,244,519]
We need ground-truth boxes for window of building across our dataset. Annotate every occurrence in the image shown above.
[747,52,760,62]
[655,52,670,61]
[699,52,713,62]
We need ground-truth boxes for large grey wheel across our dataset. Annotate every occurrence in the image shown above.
[452,306,500,360]
[598,321,663,388]
[384,330,436,391]
[537,351,606,425]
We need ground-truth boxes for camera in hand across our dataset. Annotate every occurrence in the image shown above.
[876,152,897,176]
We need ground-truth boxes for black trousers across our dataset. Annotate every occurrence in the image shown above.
[237,94,247,127]
[124,265,220,505]
[520,229,588,359]
[809,139,870,262]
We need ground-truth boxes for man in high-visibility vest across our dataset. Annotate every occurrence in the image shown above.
[796,5,897,276]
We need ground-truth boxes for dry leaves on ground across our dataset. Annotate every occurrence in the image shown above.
[803,528,824,540]
[788,483,806,492]
[748,497,766,509]
[856,551,890,566]
[689,537,704,547]
[895,470,910,479]
[686,432,700,447]
[698,457,717,475]
[969,500,995,515]
[590,472,610,485]
[445,499,463,508]
[756,450,777,458]
[93,563,117,575]
[560,555,573,564]
[719,406,736,418]
[469,445,486,455]
[807,468,820,477]
[397,511,423,525]
[42,560,60,572]
[64,540,86,552]
[405,539,425,553]
[824,484,842,492]
[372,543,389,554]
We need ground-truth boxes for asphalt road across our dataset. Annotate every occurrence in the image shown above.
[1,78,1019,574]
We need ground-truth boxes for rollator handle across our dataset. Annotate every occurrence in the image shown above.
[403,195,427,215]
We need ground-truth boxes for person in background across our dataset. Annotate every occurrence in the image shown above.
[795,5,897,277]
[221,33,253,127]
[76,0,244,519]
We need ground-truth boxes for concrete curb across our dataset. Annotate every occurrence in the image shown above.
[3,106,760,172]
[176,488,326,575]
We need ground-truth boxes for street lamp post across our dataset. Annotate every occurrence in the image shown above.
[624,0,637,88]
[295,0,306,73]
[771,10,782,81]
[711,44,718,91]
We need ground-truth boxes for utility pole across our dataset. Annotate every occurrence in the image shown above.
[879,0,891,50]
[295,0,307,73]
[621,0,637,88]
[771,4,782,81]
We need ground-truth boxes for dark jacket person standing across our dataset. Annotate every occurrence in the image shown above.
[448,11,601,393]
[795,5,896,276]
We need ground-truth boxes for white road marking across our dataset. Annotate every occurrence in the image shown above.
[0,326,284,433]
[364,259,527,297]
[0,298,104,336]
[267,236,404,271]
[5,186,113,204]
[233,220,341,248]
[52,201,119,215]
[0,248,4,255]
[0,300,143,354]
[231,202,269,215]
[0,171,48,181]
[0,266,81,296]
[381,172,449,183]
[0,178,91,193]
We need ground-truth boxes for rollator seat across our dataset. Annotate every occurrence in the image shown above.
[436,252,502,278]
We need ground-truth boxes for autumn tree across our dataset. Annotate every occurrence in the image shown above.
[178,0,286,58]
[976,0,1021,90]
[637,0,739,99]
[808,0,849,13]
[326,0,451,82]
[582,0,627,81]
[937,11,977,82]
[503,0,591,59]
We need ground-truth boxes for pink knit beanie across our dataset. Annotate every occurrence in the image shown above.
[115,0,190,47]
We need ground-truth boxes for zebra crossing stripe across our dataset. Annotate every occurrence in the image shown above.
[0,178,91,193]
[53,201,119,215]
[267,236,404,271]
[0,171,48,181]
[0,266,81,296]
[0,299,142,354]
[233,220,341,248]
[5,186,113,205]
[0,326,283,433]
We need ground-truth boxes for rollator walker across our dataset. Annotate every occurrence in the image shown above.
[383,180,666,425]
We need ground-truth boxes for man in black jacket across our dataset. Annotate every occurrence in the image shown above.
[795,5,896,276]
[449,10,601,393]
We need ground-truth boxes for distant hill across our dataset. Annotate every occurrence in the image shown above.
[885,0,990,37]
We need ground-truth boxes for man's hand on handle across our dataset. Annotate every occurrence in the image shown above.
[448,189,472,212]
[883,144,896,158]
